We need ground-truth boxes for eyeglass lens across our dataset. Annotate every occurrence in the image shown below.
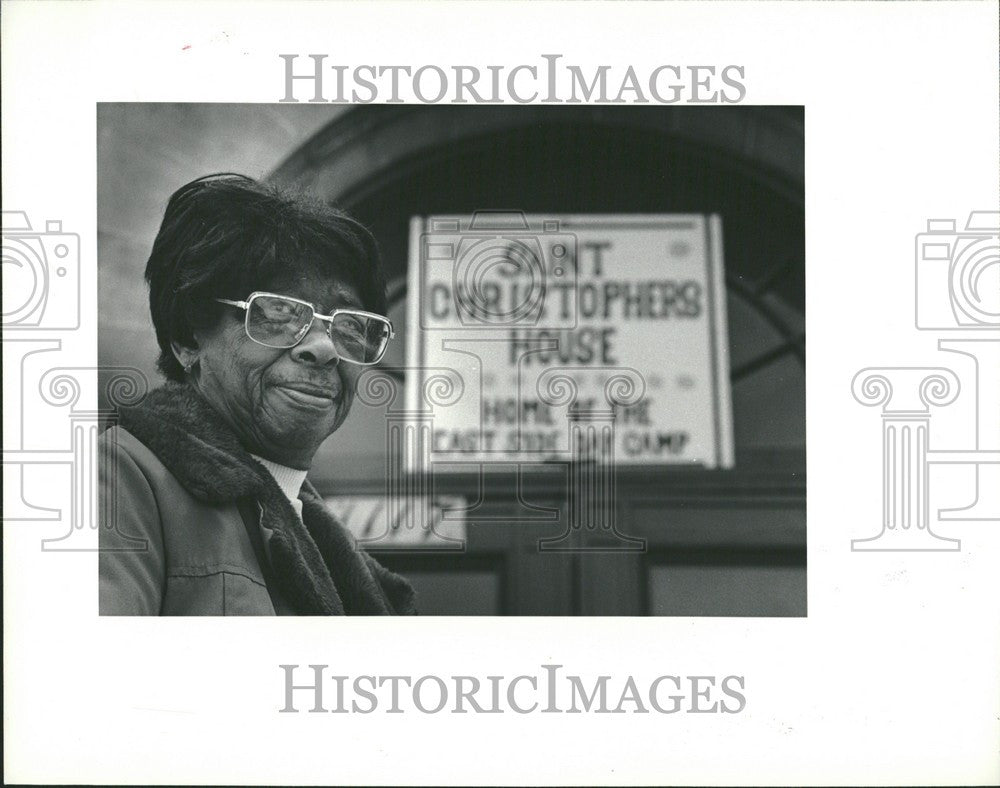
[246,295,389,363]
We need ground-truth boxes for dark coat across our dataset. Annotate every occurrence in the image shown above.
[99,382,416,616]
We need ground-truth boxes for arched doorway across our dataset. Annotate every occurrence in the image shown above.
[271,106,805,615]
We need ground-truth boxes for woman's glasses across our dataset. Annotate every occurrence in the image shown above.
[215,292,394,365]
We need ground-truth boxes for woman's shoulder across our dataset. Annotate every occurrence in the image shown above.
[99,424,189,500]
[100,424,159,464]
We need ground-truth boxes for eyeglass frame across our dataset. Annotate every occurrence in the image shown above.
[215,291,395,366]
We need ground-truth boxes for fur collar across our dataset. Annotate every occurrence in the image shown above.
[119,382,416,615]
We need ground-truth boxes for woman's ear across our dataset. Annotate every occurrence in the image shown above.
[170,340,199,375]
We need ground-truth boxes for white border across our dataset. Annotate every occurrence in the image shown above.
[3,1,999,785]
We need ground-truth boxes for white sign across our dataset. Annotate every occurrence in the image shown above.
[407,213,734,468]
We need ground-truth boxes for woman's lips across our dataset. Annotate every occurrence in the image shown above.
[275,381,339,409]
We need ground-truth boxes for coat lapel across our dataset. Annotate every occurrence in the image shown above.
[117,383,414,615]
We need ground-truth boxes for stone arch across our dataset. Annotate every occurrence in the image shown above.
[270,105,805,456]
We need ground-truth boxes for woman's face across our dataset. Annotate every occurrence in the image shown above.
[188,269,366,469]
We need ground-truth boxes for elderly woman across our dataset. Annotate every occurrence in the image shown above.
[99,173,416,615]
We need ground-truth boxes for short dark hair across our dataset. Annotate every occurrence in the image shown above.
[145,173,387,382]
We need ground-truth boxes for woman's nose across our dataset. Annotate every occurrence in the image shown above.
[290,320,340,366]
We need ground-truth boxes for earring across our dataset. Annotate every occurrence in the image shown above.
[184,360,197,374]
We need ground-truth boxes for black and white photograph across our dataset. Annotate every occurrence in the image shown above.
[3,1,997,785]
[97,103,805,616]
